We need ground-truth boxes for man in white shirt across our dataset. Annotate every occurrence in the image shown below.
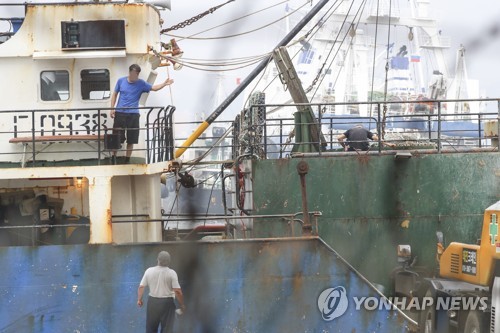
[138,251,185,333]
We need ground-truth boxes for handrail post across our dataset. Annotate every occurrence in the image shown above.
[437,102,442,153]
[167,106,176,161]
[427,114,432,140]
[146,107,151,163]
[377,103,381,154]
[478,113,482,148]
[250,106,254,157]
[263,106,267,159]
[279,119,283,158]
[97,109,101,165]
[162,107,166,161]
[317,104,322,155]
[165,107,170,161]
[31,110,36,167]
[497,100,500,152]
[329,117,333,150]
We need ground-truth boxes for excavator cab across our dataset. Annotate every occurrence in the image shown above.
[438,202,500,286]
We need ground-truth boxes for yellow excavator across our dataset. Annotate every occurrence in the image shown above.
[395,200,500,333]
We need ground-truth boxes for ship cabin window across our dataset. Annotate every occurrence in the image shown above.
[81,69,110,100]
[40,71,70,101]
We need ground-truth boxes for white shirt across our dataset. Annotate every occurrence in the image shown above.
[140,266,180,298]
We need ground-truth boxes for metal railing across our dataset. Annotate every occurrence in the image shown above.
[0,99,498,167]
[112,211,323,240]
[0,106,172,167]
[146,105,176,163]
[173,98,499,161]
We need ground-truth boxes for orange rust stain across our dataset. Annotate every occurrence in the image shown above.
[276,158,289,167]
[357,154,371,165]
[291,271,303,291]
[107,209,112,228]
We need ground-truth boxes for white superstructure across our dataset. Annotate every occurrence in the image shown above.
[0,1,176,246]
[251,0,480,118]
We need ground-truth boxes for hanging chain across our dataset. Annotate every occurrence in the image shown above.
[161,0,235,34]
[381,62,389,138]
[305,63,325,93]
[381,0,393,140]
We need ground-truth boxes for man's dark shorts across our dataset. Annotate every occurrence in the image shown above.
[113,112,140,144]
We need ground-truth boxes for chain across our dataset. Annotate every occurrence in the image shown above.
[302,0,344,93]
[161,0,235,34]
[305,62,325,93]
[381,61,389,139]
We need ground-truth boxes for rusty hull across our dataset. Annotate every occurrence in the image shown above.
[251,152,500,290]
[0,238,416,332]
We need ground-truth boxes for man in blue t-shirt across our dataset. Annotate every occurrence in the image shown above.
[110,64,173,164]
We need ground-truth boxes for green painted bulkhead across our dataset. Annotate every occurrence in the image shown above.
[251,152,500,290]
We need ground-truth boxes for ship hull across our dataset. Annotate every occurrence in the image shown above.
[252,152,500,290]
[0,239,415,332]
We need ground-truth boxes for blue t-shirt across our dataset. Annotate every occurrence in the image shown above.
[114,77,153,114]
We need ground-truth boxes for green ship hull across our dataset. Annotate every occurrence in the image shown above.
[252,152,500,289]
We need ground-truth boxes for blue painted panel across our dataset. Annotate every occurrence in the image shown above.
[322,115,486,137]
[0,239,415,332]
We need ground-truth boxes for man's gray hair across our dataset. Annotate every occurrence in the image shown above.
[157,251,171,267]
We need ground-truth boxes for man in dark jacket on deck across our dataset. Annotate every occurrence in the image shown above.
[337,124,379,151]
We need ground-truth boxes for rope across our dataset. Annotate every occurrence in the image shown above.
[166,66,174,105]
[205,172,222,216]
[302,0,345,94]
[382,0,393,139]
[170,58,265,73]
[243,57,273,109]
[152,48,266,72]
[301,0,342,41]
[310,0,369,100]
[165,2,310,41]
[175,54,271,67]
[368,0,380,120]
[167,0,290,42]
[246,0,346,117]
[257,0,343,102]
[180,54,272,63]
[187,124,234,165]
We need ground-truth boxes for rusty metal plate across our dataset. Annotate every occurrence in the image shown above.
[0,238,415,332]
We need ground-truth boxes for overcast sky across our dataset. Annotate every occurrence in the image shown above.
[431,0,500,99]
[159,0,500,125]
[2,0,500,125]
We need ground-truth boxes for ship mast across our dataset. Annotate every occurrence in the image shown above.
[450,45,470,114]
[175,0,334,158]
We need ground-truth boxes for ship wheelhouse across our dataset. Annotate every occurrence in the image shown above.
[0,1,174,246]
